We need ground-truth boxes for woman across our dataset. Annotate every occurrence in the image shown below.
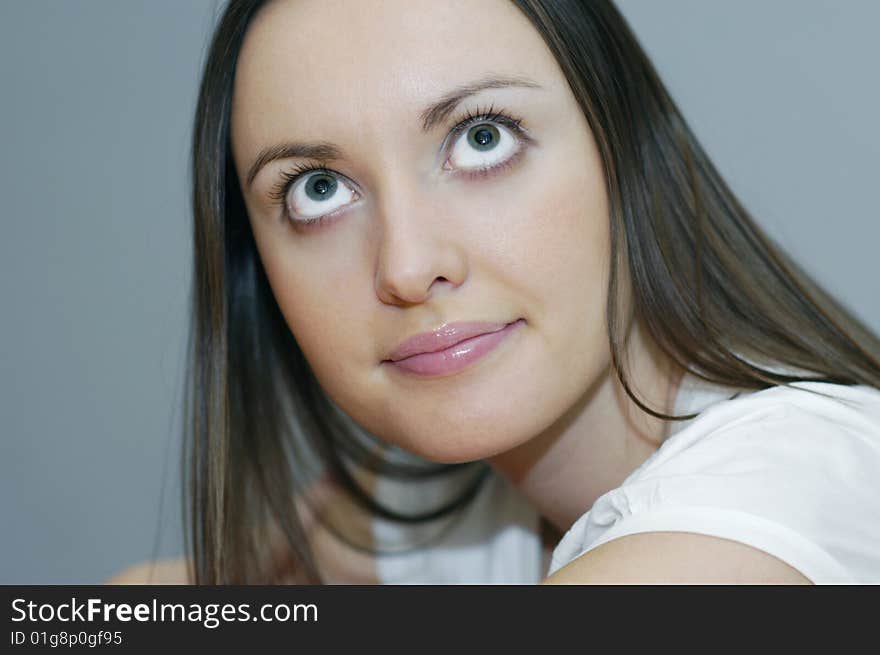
[111,0,880,585]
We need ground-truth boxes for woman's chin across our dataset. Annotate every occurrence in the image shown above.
[381,422,531,466]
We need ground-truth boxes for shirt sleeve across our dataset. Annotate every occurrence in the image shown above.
[549,388,880,583]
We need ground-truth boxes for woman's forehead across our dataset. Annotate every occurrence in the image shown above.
[232,0,560,135]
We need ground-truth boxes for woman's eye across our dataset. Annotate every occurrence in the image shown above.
[446,122,519,172]
[275,114,525,225]
[285,171,358,224]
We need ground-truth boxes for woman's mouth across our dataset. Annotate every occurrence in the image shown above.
[383,318,526,378]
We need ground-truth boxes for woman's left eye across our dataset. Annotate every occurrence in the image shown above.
[441,106,530,176]
[445,120,521,174]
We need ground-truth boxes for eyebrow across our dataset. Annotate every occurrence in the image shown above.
[244,74,543,188]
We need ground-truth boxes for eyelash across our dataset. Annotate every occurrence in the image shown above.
[267,103,530,227]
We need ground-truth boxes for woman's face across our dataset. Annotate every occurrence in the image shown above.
[231,0,613,463]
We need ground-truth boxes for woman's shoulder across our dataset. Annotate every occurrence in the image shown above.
[625,380,880,499]
[551,381,880,582]
[104,557,193,585]
[652,380,880,469]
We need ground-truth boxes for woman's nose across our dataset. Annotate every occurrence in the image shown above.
[372,181,468,307]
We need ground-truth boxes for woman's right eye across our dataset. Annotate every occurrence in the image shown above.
[281,170,360,226]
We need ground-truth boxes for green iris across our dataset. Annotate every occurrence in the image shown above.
[305,174,338,201]
[467,124,500,152]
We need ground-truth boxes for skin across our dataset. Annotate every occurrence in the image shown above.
[231,0,667,518]
[118,0,806,585]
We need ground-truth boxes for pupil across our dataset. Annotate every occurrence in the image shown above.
[468,124,499,151]
[305,174,337,201]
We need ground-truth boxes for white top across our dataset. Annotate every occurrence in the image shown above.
[549,378,880,583]
[373,375,880,583]
[371,464,543,584]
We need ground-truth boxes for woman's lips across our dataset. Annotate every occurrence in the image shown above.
[384,318,525,377]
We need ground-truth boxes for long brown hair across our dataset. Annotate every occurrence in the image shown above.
[184,0,880,584]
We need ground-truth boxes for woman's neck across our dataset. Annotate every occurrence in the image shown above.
[487,318,684,534]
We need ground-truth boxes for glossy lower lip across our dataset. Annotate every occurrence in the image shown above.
[384,319,525,378]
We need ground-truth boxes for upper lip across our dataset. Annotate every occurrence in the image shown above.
[385,320,515,362]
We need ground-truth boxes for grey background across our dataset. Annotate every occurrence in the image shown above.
[1,1,877,584]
